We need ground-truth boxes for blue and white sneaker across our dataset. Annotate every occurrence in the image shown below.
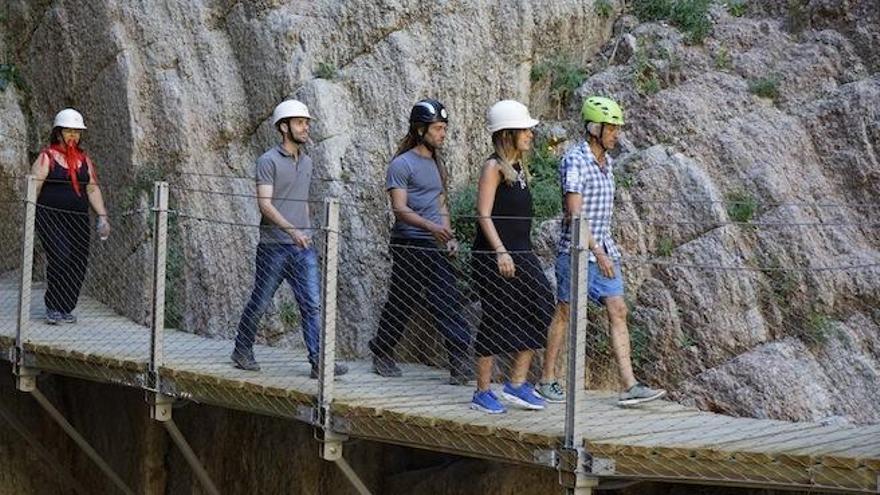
[470,389,506,414]
[502,382,546,410]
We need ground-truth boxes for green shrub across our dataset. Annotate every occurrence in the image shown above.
[278,301,301,328]
[748,75,781,100]
[725,191,757,223]
[727,0,747,17]
[801,313,833,346]
[315,62,337,80]
[530,56,586,114]
[449,182,478,248]
[631,0,713,43]
[656,236,675,257]
[714,47,731,70]
[0,63,23,92]
[634,51,661,95]
[595,0,614,18]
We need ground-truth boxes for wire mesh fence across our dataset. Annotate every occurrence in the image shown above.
[1,170,878,493]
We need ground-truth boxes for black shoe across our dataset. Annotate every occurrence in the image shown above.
[372,354,402,377]
[231,350,260,371]
[310,363,349,379]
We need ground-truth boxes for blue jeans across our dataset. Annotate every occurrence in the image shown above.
[234,243,321,363]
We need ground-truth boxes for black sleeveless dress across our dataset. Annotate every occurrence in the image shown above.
[471,160,554,357]
[36,159,92,314]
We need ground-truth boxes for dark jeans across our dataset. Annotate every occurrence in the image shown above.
[371,238,471,364]
[234,243,321,363]
[36,208,91,314]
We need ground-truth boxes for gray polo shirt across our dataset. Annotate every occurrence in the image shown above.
[386,149,444,240]
[255,145,312,244]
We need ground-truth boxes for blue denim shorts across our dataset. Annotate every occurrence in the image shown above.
[555,252,624,304]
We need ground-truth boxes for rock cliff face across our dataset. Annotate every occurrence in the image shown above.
[0,0,878,492]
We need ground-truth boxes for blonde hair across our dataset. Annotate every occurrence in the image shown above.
[491,129,530,185]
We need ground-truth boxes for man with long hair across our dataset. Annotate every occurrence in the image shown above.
[369,98,472,385]
[538,96,665,406]
[231,99,348,380]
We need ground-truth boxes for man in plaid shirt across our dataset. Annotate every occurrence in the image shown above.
[535,96,666,406]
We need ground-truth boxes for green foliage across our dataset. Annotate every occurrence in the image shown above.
[315,62,338,80]
[801,312,834,346]
[530,56,586,112]
[633,50,661,95]
[0,63,24,92]
[615,171,634,189]
[595,0,614,18]
[714,46,731,70]
[725,191,757,223]
[528,137,562,222]
[278,301,301,328]
[631,0,713,43]
[449,182,478,250]
[123,166,165,209]
[656,236,675,257]
[727,0,747,17]
[630,324,650,369]
[749,75,780,100]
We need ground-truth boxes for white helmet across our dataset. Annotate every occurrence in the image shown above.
[486,100,539,133]
[53,108,87,130]
[272,99,312,126]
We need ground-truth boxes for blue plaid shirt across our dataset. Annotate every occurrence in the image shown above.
[557,142,621,261]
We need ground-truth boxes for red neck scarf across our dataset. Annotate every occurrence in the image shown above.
[47,142,87,196]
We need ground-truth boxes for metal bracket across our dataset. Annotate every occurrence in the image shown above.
[147,392,173,422]
[295,405,317,425]
[320,430,348,461]
[533,449,559,467]
[15,366,38,392]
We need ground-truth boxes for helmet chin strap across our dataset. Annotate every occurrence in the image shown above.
[589,123,609,153]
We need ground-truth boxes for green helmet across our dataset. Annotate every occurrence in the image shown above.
[581,96,624,126]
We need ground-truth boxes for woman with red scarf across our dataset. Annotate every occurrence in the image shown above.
[30,108,110,325]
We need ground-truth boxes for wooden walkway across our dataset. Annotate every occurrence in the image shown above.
[1,279,878,493]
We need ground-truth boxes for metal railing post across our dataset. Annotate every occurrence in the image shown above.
[561,215,598,495]
[148,181,170,421]
[318,197,340,432]
[15,175,37,391]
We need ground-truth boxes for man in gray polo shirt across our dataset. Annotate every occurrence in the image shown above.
[231,99,348,379]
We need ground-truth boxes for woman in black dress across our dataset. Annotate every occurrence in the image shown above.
[31,108,111,324]
[469,100,554,414]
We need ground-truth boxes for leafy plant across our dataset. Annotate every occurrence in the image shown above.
[630,324,650,369]
[749,75,781,100]
[714,46,732,70]
[595,0,614,18]
[531,56,587,116]
[725,191,758,223]
[656,236,675,257]
[0,63,24,92]
[278,301,301,328]
[315,62,338,80]
[800,312,833,346]
[633,50,661,95]
[631,0,713,44]
[727,0,747,17]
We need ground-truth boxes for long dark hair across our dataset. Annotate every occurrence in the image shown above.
[394,122,449,192]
